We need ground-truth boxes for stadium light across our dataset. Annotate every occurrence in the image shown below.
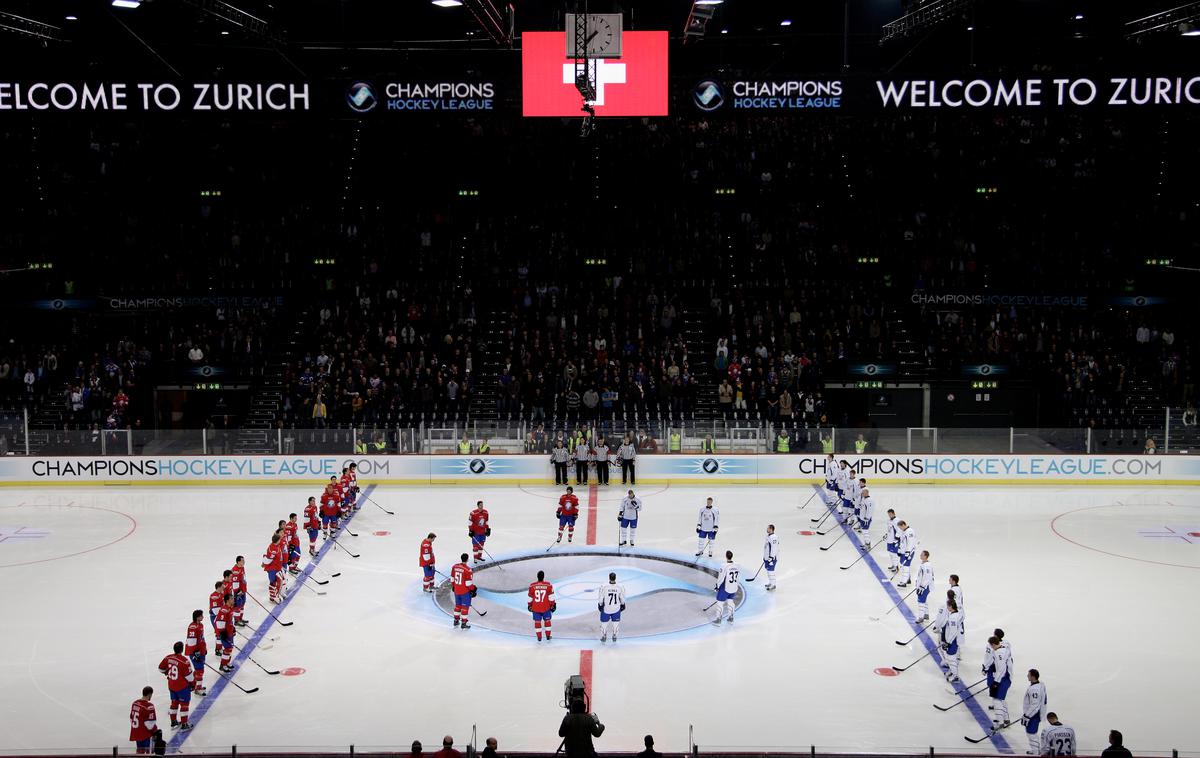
[695,0,724,5]
[111,0,142,8]
[1183,22,1200,35]
[780,19,792,26]
[65,14,78,20]
[432,0,464,7]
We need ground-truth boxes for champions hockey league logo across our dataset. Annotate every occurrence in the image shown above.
[701,458,721,474]
[468,459,487,474]
[346,82,377,113]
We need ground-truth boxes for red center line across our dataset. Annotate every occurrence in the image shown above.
[586,483,598,546]
[579,649,593,706]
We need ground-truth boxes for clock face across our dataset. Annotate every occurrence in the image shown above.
[588,17,615,56]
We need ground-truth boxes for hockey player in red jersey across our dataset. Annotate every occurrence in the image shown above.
[339,467,354,518]
[284,513,301,574]
[348,462,360,510]
[214,594,236,672]
[527,570,557,642]
[320,483,340,538]
[230,558,248,627]
[208,580,224,630]
[303,496,320,556]
[184,609,208,696]
[468,500,490,563]
[450,553,476,629]
[419,533,437,592]
[129,686,158,754]
[157,641,195,730]
[262,533,285,603]
[556,486,580,544]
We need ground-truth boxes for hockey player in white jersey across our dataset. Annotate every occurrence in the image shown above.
[856,487,875,546]
[914,550,934,621]
[762,524,780,590]
[695,497,720,557]
[896,520,918,586]
[1021,669,1048,755]
[935,595,963,682]
[823,454,839,505]
[1040,713,1075,756]
[884,509,900,573]
[841,468,860,521]
[949,574,965,631]
[712,550,742,625]
[619,490,642,547]
[597,572,626,643]
[983,634,1014,726]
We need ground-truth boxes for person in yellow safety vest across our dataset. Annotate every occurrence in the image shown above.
[458,436,471,454]
[479,439,491,454]
[820,435,834,454]
[776,431,790,453]
[372,434,386,452]
[669,431,682,453]
[355,438,368,454]
[854,434,868,454]
[701,434,716,454]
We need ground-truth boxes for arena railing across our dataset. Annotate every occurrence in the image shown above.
[0,747,1192,758]
[3,420,1190,456]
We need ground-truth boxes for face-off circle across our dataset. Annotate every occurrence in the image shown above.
[432,550,746,639]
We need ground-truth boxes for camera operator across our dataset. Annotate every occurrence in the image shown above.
[558,698,605,758]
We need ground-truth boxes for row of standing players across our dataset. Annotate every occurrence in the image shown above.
[822,455,1075,755]
[128,465,363,753]
[417,486,782,636]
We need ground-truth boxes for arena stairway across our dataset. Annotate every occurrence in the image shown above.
[466,305,506,423]
[233,313,304,454]
[681,302,720,421]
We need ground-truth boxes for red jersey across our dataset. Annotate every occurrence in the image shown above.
[283,521,299,547]
[320,490,340,516]
[214,606,234,639]
[185,620,207,656]
[157,652,195,692]
[208,590,223,619]
[528,580,556,613]
[262,541,283,572]
[468,508,490,535]
[304,503,319,530]
[229,565,246,594]
[450,562,474,595]
[129,699,158,742]
[557,493,580,517]
[419,538,435,568]
[340,473,353,492]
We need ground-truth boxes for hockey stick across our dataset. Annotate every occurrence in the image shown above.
[479,545,504,569]
[811,506,833,524]
[895,619,934,645]
[235,626,275,650]
[340,523,359,538]
[840,539,881,570]
[797,490,818,510]
[471,604,488,617]
[230,642,280,675]
[892,646,935,673]
[869,586,917,621]
[964,718,1019,743]
[702,599,719,612]
[204,662,258,694]
[819,530,848,550]
[366,494,395,516]
[312,566,341,579]
[300,580,327,596]
[332,536,360,558]
[744,561,766,582]
[933,678,988,711]
[246,591,294,626]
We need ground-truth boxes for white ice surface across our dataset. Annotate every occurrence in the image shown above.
[0,484,1197,755]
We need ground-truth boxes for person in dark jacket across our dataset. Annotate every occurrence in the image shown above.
[1101,731,1132,758]
[558,698,605,758]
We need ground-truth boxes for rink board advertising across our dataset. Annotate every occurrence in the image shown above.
[1,454,1196,486]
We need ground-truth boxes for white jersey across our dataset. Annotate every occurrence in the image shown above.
[898,526,918,555]
[987,644,1013,680]
[886,516,900,545]
[697,506,720,531]
[835,466,850,489]
[824,463,837,486]
[915,561,934,591]
[763,533,780,562]
[1023,681,1047,721]
[716,562,742,594]
[620,496,642,519]
[1041,724,1076,756]
[938,609,963,647]
[598,582,626,614]
[859,495,875,523]
[844,477,861,504]
[949,584,964,621]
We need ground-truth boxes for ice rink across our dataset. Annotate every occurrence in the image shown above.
[1,480,1197,755]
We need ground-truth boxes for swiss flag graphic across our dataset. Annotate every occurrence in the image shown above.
[522,31,669,117]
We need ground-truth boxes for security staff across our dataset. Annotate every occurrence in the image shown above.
[669,430,682,453]
[551,437,571,485]
[479,438,491,454]
[593,437,611,486]
[820,435,834,454]
[854,434,867,454]
[775,430,790,453]
[617,435,636,485]
[458,436,471,454]
[574,437,590,485]
[701,434,716,454]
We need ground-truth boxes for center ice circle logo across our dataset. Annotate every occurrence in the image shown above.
[701,458,720,474]
[431,550,745,639]
[468,459,487,474]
